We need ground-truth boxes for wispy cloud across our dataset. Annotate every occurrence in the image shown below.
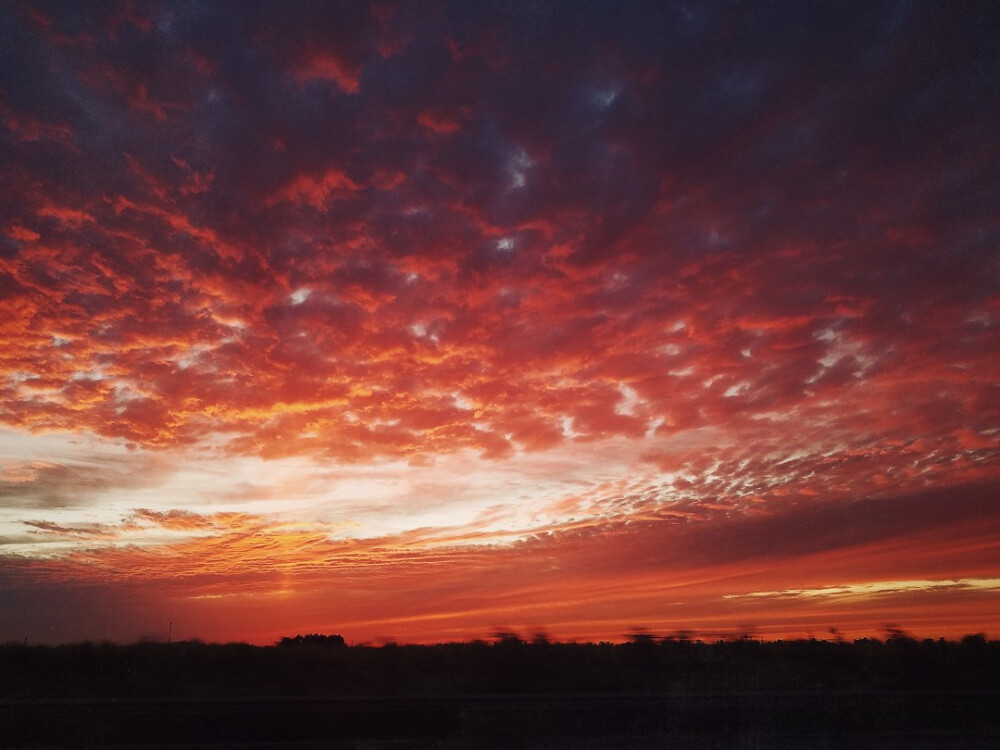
[724,579,1000,601]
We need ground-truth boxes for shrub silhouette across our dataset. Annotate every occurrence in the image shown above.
[277,633,346,648]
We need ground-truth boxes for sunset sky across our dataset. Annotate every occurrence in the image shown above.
[2,1,999,646]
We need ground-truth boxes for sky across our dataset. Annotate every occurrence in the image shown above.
[1,1,998,646]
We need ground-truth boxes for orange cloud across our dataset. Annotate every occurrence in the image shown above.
[3,482,997,644]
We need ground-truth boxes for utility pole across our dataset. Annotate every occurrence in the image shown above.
[167,621,173,644]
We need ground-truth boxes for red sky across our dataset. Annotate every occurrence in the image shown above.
[1,1,999,646]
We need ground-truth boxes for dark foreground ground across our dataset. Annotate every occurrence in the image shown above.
[3,691,1000,749]
[2,636,999,747]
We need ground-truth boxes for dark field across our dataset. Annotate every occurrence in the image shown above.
[2,636,999,747]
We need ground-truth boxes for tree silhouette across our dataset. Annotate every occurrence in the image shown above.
[277,633,346,648]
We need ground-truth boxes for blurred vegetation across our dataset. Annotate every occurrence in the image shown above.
[2,632,998,699]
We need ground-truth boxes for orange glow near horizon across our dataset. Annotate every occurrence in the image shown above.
[1,2,999,646]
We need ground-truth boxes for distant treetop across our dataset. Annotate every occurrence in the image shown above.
[277,633,346,647]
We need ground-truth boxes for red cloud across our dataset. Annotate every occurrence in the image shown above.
[6,225,40,242]
[37,204,95,226]
[268,169,361,210]
[293,52,361,94]
[418,110,462,134]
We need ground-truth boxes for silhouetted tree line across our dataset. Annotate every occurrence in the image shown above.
[2,633,998,699]
[277,633,346,648]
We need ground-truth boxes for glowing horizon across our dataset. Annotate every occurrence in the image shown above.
[1,1,998,646]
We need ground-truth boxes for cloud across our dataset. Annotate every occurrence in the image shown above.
[22,519,122,540]
[3,481,998,643]
[267,168,362,210]
[0,453,172,508]
[724,578,1000,602]
[0,2,998,642]
[292,52,361,94]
